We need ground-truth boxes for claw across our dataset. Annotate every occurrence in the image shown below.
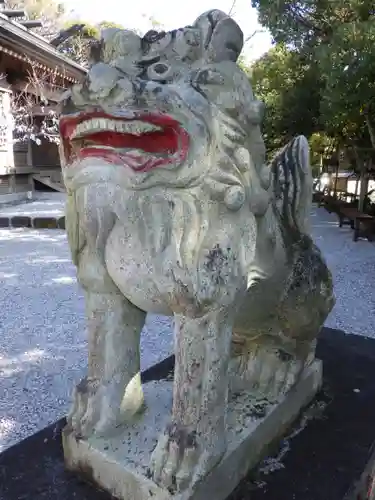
[175,445,198,491]
[150,433,170,483]
[150,424,226,494]
[67,377,103,438]
[161,441,180,489]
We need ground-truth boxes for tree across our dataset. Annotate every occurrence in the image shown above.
[251,0,368,49]
[252,0,375,152]
[318,18,375,149]
[5,0,65,38]
[250,43,321,156]
[309,132,337,173]
[56,20,127,66]
[56,22,101,66]
[11,66,61,145]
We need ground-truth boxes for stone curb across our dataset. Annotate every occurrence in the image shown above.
[0,215,65,230]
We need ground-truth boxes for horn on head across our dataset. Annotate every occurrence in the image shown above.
[193,9,244,62]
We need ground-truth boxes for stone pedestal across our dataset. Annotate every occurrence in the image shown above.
[62,360,322,500]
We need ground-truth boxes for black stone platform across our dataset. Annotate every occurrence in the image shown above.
[1,328,375,500]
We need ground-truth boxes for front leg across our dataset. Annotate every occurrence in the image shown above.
[86,289,146,437]
[150,308,233,493]
[68,246,146,438]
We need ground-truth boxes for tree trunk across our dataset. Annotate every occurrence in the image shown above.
[353,147,368,212]
[364,110,375,149]
[359,170,368,212]
[355,176,360,196]
[333,163,339,198]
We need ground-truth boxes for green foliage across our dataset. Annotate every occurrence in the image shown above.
[250,44,320,155]
[318,18,375,147]
[252,0,374,50]
[250,0,375,154]
[309,132,337,169]
[97,21,126,31]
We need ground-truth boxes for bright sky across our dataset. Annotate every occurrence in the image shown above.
[61,0,272,61]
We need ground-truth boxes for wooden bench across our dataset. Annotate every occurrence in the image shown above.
[313,191,325,204]
[338,206,375,242]
[323,196,349,214]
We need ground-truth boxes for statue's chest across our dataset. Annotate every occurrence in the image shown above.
[104,221,175,315]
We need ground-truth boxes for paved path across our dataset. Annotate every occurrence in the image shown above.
[0,205,374,452]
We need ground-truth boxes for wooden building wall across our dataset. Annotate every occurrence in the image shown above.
[0,45,81,194]
[31,139,60,168]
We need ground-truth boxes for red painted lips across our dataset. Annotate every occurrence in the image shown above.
[59,111,189,172]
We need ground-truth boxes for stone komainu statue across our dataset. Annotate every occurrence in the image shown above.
[59,9,335,494]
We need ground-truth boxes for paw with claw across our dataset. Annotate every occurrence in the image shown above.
[68,375,145,439]
[67,377,102,438]
[149,422,227,494]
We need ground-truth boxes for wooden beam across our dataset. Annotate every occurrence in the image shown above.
[19,20,43,29]
[0,22,86,81]
[2,9,26,18]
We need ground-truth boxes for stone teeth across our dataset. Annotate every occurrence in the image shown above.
[71,119,161,139]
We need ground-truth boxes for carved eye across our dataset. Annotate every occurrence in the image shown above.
[192,69,224,88]
[183,29,200,47]
[143,30,166,43]
[147,62,172,81]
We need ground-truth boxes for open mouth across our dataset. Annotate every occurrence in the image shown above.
[59,111,189,172]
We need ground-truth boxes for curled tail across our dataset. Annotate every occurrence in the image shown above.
[270,135,312,237]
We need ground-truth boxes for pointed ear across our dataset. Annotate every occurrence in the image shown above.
[193,9,244,62]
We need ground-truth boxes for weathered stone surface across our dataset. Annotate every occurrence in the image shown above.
[58,8,335,498]
[63,361,322,500]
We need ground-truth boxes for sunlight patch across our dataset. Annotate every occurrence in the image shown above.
[52,276,76,284]
[0,348,47,368]
[0,272,17,279]
[0,417,16,451]
[31,257,71,264]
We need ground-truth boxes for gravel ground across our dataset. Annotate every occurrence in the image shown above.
[0,193,65,217]
[311,206,375,336]
[0,229,172,452]
[0,204,374,452]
